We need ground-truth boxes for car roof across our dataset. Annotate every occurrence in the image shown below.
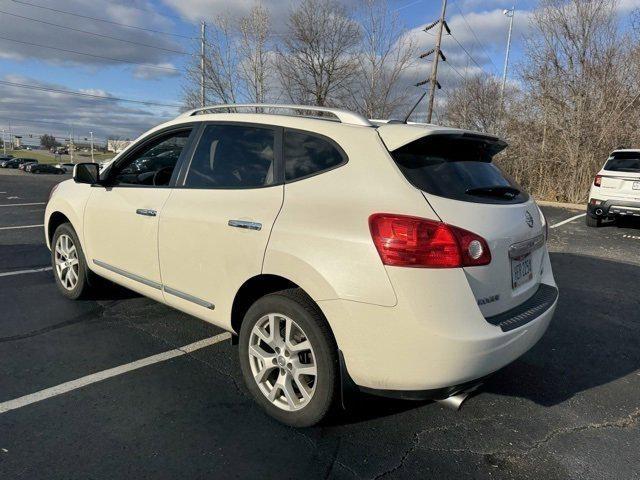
[112,104,507,160]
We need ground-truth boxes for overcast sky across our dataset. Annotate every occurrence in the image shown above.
[0,0,637,145]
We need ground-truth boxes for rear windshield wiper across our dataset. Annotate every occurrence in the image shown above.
[465,185,520,199]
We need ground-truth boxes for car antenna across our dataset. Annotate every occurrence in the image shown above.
[402,91,428,124]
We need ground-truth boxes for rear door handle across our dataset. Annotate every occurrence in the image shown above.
[136,208,157,217]
[228,220,262,231]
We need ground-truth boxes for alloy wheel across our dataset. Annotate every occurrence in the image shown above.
[248,313,317,411]
[54,234,80,290]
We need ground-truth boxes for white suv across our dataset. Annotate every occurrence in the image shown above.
[587,149,640,227]
[45,104,557,427]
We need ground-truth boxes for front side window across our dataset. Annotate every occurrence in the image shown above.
[284,131,345,181]
[109,130,191,186]
[184,124,275,189]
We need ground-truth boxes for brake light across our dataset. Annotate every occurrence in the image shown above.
[369,214,491,268]
[594,175,602,187]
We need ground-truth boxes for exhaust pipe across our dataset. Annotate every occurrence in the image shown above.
[436,383,482,410]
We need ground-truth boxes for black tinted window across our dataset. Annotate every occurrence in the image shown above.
[604,153,640,172]
[110,130,191,186]
[185,125,275,189]
[284,131,345,181]
[391,135,527,204]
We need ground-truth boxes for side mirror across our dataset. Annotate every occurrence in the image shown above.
[73,163,100,184]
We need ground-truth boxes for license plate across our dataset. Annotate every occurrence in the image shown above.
[633,181,640,190]
[511,254,533,289]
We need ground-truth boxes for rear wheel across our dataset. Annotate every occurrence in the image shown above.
[586,215,602,227]
[51,223,94,299]
[238,288,339,427]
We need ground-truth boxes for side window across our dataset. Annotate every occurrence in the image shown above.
[185,124,275,189]
[109,130,191,186]
[284,130,345,181]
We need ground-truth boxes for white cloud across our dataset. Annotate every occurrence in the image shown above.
[0,75,179,141]
[0,0,186,75]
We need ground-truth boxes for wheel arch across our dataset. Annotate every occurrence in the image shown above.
[47,211,72,246]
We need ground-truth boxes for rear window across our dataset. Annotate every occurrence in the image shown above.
[604,153,640,173]
[390,134,528,204]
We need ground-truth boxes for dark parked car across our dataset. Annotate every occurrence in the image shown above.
[29,164,65,174]
[19,160,39,171]
[2,158,35,169]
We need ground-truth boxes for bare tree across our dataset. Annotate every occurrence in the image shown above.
[503,0,640,202]
[444,74,504,134]
[238,4,272,103]
[182,5,273,107]
[275,0,361,106]
[348,0,417,119]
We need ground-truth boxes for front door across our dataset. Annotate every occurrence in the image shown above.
[84,128,194,300]
[159,123,284,328]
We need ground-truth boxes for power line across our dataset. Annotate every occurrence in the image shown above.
[0,8,190,55]
[449,31,492,77]
[0,80,182,108]
[445,61,466,81]
[9,0,196,40]
[0,35,183,73]
[106,0,187,22]
[453,2,501,74]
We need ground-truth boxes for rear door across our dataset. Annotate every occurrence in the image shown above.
[380,129,546,317]
[158,123,284,329]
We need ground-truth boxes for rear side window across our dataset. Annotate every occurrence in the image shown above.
[390,135,528,204]
[185,124,275,189]
[604,153,640,173]
[284,131,345,181]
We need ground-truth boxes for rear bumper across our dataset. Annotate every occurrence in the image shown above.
[588,198,640,218]
[320,251,557,393]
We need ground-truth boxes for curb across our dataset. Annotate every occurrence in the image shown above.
[536,200,585,211]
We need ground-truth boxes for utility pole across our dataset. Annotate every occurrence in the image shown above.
[501,6,515,98]
[2,129,5,155]
[426,0,448,123]
[200,20,206,107]
[90,131,94,163]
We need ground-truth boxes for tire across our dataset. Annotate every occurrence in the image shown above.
[238,288,339,427]
[51,222,94,299]
[586,215,602,227]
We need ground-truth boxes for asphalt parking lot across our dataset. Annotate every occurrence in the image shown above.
[1,169,639,480]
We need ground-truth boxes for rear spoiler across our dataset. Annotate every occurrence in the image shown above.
[376,123,507,153]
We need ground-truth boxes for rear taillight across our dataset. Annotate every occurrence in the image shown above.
[369,214,491,268]
[594,175,602,187]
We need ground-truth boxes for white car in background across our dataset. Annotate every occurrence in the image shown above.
[587,149,640,227]
[45,104,558,427]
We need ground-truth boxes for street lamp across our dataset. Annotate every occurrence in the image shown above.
[501,6,515,99]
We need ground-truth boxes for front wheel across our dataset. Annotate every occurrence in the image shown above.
[51,223,94,299]
[238,289,339,427]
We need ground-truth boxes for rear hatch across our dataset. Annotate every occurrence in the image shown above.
[599,152,640,199]
[378,125,546,317]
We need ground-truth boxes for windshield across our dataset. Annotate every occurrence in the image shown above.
[604,153,640,173]
[390,134,528,204]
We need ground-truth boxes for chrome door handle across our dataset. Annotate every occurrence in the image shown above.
[228,220,262,231]
[136,208,157,217]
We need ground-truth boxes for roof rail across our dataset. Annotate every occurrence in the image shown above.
[178,103,373,127]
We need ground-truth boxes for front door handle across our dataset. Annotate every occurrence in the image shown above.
[228,219,262,231]
[136,208,157,217]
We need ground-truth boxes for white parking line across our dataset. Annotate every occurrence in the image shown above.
[550,213,586,229]
[0,266,52,277]
[0,224,44,230]
[0,332,231,414]
[0,202,45,207]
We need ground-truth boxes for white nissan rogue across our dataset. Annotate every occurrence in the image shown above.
[45,104,558,427]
